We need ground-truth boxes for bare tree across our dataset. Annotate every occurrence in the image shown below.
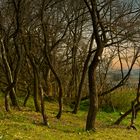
[83,0,140,130]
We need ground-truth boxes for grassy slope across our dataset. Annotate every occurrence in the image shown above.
[0,97,140,140]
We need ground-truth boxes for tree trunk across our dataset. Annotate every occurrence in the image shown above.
[5,92,10,112]
[39,84,49,126]
[9,89,19,107]
[44,52,63,119]
[23,85,30,107]
[33,65,40,112]
[73,33,94,114]
[72,53,91,114]
[1,39,19,110]
[56,84,63,119]
[114,104,140,125]
[84,0,105,131]
[26,52,40,112]
[86,65,98,131]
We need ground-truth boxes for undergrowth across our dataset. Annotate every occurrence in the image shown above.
[0,94,140,140]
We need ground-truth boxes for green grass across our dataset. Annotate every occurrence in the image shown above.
[110,88,136,111]
[0,95,140,140]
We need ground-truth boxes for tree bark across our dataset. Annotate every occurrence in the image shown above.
[86,67,98,130]
[32,62,40,112]
[84,0,105,131]
[73,33,94,114]
[39,84,49,126]
[1,39,19,110]
[23,85,30,107]
[114,104,140,125]
[45,54,63,119]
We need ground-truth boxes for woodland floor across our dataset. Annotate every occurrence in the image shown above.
[0,96,140,140]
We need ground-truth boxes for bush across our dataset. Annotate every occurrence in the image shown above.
[80,99,89,111]
[100,87,136,112]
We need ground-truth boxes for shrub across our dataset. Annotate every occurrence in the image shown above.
[100,87,136,112]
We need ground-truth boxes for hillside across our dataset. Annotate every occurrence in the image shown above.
[0,96,140,140]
